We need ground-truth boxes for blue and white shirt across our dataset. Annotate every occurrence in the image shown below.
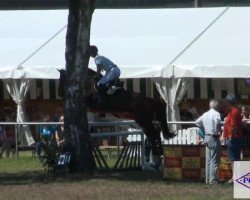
[195,108,221,135]
[95,55,116,72]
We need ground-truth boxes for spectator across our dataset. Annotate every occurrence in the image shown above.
[0,125,3,147]
[0,112,4,147]
[241,106,250,123]
[52,106,63,122]
[0,108,15,158]
[222,94,243,183]
[195,100,222,184]
[55,115,65,147]
[0,125,15,158]
[51,107,63,135]
[241,106,250,149]
[35,114,54,157]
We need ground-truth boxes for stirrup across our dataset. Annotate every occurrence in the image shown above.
[107,86,121,95]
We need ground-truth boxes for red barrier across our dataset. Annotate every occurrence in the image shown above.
[163,145,241,181]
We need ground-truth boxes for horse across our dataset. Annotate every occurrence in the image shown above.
[58,68,175,169]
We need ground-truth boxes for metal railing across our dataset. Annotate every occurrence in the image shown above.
[0,120,145,168]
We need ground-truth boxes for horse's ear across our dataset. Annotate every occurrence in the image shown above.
[57,69,67,76]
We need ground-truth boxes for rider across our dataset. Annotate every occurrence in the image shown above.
[89,45,121,95]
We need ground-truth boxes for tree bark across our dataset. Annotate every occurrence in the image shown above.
[64,0,96,173]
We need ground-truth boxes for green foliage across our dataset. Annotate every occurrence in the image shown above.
[39,139,59,173]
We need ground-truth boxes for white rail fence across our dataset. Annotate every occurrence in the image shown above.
[163,127,201,145]
[162,121,203,145]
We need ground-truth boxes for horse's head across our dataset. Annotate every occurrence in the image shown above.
[88,68,102,82]
[58,68,103,98]
[85,68,102,96]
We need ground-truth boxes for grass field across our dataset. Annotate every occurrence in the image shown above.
[0,152,234,200]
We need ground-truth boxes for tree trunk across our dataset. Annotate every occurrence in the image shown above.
[64,0,96,173]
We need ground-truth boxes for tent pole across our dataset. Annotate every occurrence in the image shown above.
[15,124,18,158]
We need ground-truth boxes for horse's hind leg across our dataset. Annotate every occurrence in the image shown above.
[150,137,163,169]
[145,128,163,170]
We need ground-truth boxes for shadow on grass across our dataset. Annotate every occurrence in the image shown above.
[0,169,167,186]
[0,170,233,190]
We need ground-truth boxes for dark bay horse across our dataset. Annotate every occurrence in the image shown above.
[58,68,175,169]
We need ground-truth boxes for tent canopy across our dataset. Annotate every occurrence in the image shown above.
[167,7,250,78]
[1,7,249,135]
[90,7,229,78]
[2,7,250,79]
[0,10,67,79]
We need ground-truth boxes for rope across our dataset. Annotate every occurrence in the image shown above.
[168,7,230,65]
[17,24,67,68]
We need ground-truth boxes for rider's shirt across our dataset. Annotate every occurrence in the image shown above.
[95,55,116,72]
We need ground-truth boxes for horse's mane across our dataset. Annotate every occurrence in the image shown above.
[88,68,102,81]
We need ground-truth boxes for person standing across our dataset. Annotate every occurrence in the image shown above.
[89,45,121,95]
[222,94,243,183]
[0,123,3,147]
[0,125,15,158]
[35,114,54,157]
[241,106,250,147]
[241,106,250,123]
[55,115,65,147]
[0,108,15,158]
[195,100,222,184]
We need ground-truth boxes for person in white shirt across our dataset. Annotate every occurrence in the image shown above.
[195,100,222,184]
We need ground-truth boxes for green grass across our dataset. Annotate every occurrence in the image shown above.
[100,149,120,168]
[0,152,43,173]
[0,151,234,200]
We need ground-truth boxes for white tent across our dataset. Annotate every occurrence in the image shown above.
[166,7,250,78]
[156,7,250,130]
[90,8,229,78]
[1,7,250,137]
[91,7,250,131]
[0,10,68,146]
[3,7,249,78]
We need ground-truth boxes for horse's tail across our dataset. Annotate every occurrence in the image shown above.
[151,99,176,139]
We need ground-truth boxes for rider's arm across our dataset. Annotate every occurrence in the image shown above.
[95,56,104,74]
[96,65,103,74]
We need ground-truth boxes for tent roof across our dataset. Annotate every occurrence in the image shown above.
[1,8,250,79]
[0,10,67,79]
[165,7,250,78]
[90,8,227,78]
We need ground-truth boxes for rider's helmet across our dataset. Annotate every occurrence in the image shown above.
[89,45,98,57]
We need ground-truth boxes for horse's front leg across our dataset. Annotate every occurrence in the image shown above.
[145,129,163,171]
